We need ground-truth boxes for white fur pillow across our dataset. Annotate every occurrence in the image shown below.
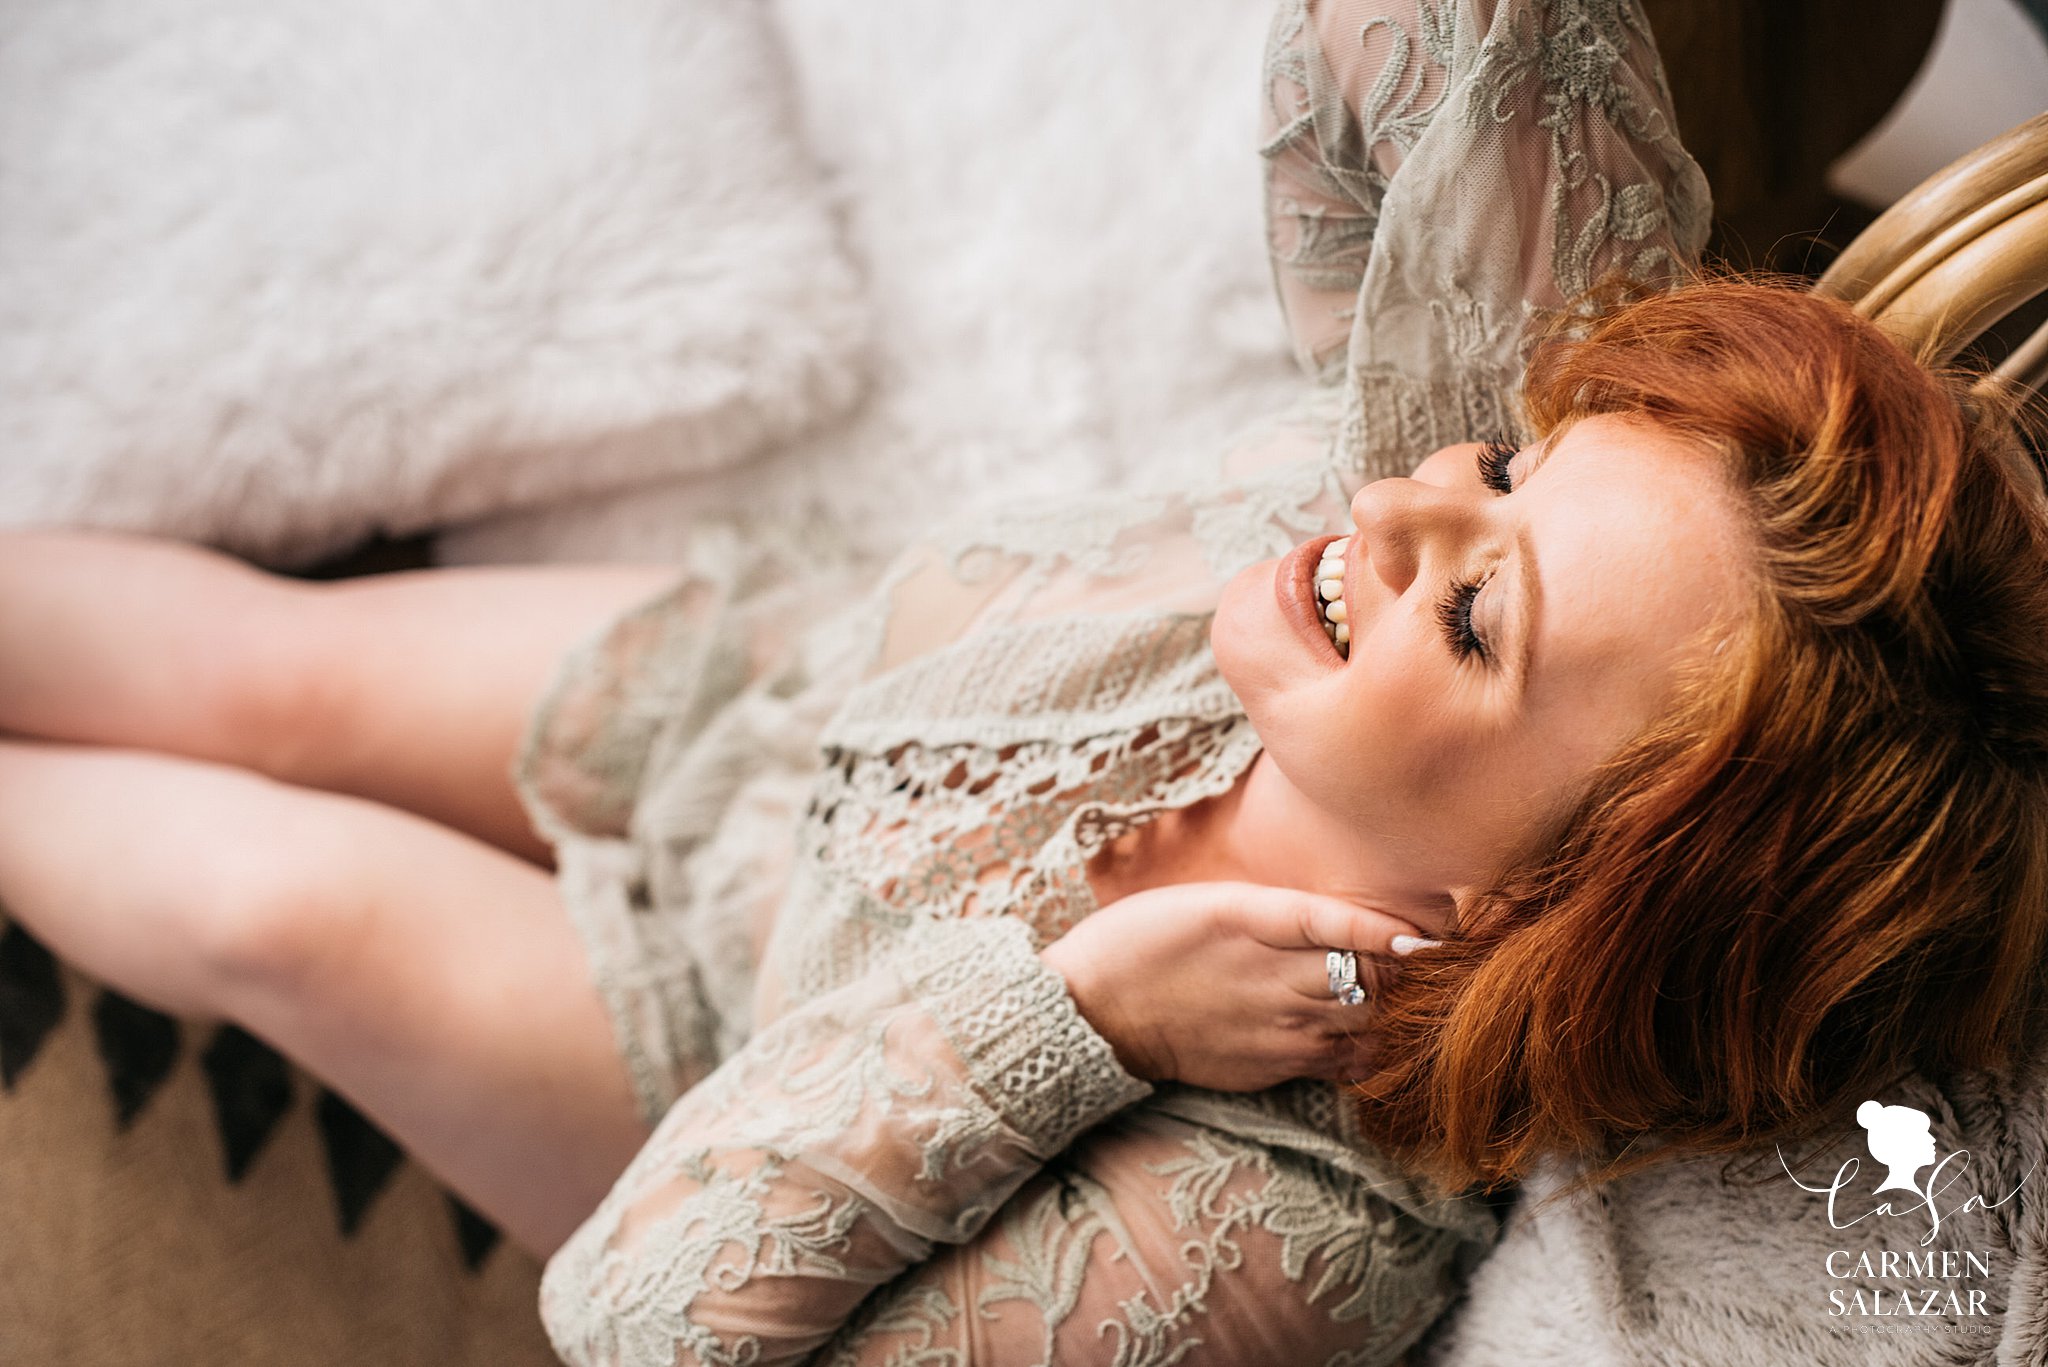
[0,0,868,568]
[437,0,1304,574]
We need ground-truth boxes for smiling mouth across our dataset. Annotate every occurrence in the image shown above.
[1276,533,1347,665]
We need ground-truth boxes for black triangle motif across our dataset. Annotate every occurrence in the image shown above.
[314,1088,404,1237]
[446,1191,502,1273]
[0,917,66,1092]
[90,988,180,1132]
[200,1024,295,1184]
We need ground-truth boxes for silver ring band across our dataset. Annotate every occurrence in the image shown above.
[1325,949,1367,1006]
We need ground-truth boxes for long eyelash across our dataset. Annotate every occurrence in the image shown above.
[1436,577,1487,661]
[1477,437,1517,494]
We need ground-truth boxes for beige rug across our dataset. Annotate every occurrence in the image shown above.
[0,912,558,1366]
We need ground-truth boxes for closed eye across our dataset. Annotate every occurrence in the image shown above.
[1437,574,1490,662]
[1477,438,1517,494]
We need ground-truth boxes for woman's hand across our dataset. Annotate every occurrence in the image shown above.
[1039,881,1438,1092]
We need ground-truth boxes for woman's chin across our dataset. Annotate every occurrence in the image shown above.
[1212,557,1308,705]
[1209,560,1269,688]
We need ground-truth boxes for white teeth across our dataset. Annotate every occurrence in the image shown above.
[1313,538,1351,658]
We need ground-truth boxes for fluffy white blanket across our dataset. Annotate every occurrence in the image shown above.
[0,0,869,567]
[436,0,1307,574]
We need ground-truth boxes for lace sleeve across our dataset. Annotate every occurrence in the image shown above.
[535,915,1155,1367]
[806,1113,1468,1366]
[539,909,1471,1366]
[816,1099,1479,1367]
[1262,0,1453,378]
[1263,0,1711,481]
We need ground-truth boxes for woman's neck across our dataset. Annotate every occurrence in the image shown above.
[1083,773,1248,902]
[1083,751,1459,938]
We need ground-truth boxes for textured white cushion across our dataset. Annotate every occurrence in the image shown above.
[0,0,868,567]
[436,0,1303,573]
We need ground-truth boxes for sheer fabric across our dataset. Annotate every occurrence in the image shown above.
[522,1,1710,1362]
[1263,0,1708,479]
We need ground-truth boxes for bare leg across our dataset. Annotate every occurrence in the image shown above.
[0,737,655,1261]
[0,528,697,867]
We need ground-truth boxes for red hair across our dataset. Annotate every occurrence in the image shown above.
[1350,275,2048,1192]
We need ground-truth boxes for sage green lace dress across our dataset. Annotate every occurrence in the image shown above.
[516,2,1709,1362]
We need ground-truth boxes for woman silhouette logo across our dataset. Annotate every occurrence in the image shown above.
[1785,1098,2027,1244]
[1857,1099,1939,1195]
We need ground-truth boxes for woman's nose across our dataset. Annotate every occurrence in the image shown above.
[1346,476,1477,594]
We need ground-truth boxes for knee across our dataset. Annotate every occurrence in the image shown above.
[188,784,370,995]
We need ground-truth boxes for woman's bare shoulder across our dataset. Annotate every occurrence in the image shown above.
[869,529,1237,680]
[863,538,1035,679]
[862,424,1346,683]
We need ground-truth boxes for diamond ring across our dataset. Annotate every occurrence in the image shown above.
[1325,950,1367,1005]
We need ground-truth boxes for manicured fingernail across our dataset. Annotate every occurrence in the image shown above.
[1389,935,1443,957]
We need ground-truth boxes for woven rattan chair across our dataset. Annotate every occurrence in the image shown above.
[1814,109,2048,502]
[1816,110,2048,389]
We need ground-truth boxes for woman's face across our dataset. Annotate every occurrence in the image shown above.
[1211,413,1755,920]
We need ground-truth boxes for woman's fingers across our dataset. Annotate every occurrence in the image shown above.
[1280,1024,1376,1083]
[1275,945,1383,1004]
[1209,883,1443,1005]
[1225,882,1438,959]
[1315,1051,1379,1084]
[1223,880,1447,1082]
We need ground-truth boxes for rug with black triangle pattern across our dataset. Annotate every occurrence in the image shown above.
[0,911,559,1365]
